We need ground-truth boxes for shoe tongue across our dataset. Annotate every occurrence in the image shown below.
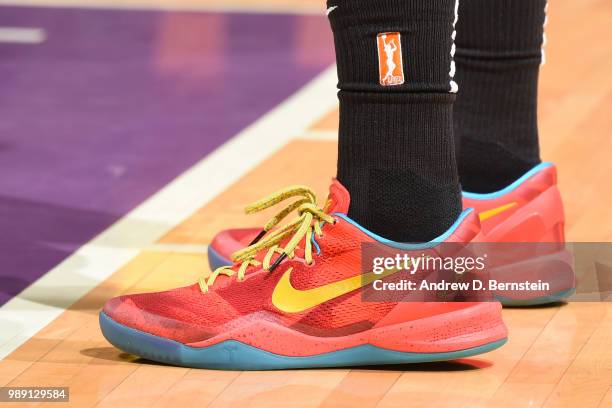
[323,178,351,215]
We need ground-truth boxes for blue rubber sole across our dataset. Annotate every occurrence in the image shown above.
[497,287,575,307]
[99,312,507,370]
[207,245,232,271]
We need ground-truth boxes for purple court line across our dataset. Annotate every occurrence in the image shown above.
[0,6,334,306]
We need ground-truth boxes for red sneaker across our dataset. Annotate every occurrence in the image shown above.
[464,163,574,305]
[100,181,507,369]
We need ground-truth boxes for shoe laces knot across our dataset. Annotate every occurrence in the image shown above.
[199,185,335,293]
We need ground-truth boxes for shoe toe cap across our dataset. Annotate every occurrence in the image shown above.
[102,292,218,344]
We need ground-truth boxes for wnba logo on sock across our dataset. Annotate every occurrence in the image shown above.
[377,32,405,86]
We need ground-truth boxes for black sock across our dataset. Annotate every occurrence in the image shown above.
[327,0,462,243]
[454,0,547,193]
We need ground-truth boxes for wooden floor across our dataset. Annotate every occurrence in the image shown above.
[2,0,612,407]
[0,0,323,13]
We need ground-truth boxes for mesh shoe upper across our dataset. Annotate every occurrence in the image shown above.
[103,180,482,344]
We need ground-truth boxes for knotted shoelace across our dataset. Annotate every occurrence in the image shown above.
[199,185,335,293]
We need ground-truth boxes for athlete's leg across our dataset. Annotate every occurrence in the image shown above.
[454,0,547,192]
[328,0,461,242]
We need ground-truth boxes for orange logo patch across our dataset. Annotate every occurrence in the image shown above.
[377,32,404,86]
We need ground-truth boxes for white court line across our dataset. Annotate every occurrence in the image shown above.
[0,65,338,360]
[0,27,46,43]
[0,0,323,15]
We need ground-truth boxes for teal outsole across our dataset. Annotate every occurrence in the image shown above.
[99,312,507,370]
[497,287,576,307]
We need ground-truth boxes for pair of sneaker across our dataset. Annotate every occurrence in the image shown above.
[100,163,573,370]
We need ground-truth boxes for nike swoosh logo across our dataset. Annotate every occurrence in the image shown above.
[326,6,338,16]
[479,202,517,222]
[272,267,398,313]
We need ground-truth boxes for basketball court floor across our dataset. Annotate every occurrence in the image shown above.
[0,0,611,406]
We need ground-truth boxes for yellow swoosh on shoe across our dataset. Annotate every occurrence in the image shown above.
[478,202,517,222]
[272,266,399,313]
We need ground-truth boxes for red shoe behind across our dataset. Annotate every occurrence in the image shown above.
[464,163,574,304]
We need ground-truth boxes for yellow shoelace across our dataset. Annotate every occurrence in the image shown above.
[199,185,335,293]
